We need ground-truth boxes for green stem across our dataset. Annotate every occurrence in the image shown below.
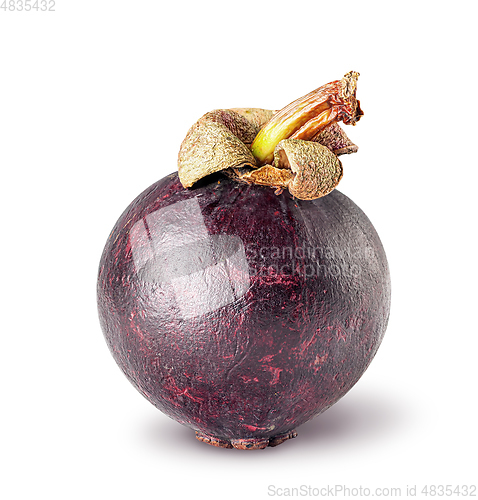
[250,71,362,165]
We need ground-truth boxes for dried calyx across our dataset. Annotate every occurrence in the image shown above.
[177,71,363,201]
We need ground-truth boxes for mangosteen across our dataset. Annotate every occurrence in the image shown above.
[97,71,390,449]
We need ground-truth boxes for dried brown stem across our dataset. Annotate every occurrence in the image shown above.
[250,71,363,165]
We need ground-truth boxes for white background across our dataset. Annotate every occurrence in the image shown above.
[1,1,477,498]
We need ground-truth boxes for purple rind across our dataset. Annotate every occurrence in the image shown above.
[97,172,391,446]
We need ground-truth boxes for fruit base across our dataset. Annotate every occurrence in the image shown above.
[195,429,298,449]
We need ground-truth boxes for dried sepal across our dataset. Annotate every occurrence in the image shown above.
[313,122,358,156]
[273,139,343,200]
[227,164,294,190]
[178,109,258,188]
[202,109,261,145]
[229,108,276,138]
[226,139,344,201]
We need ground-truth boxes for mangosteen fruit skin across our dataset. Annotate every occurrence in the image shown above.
[97,173,391,446]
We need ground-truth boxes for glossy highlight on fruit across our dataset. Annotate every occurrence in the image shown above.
[97,173,391,449]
